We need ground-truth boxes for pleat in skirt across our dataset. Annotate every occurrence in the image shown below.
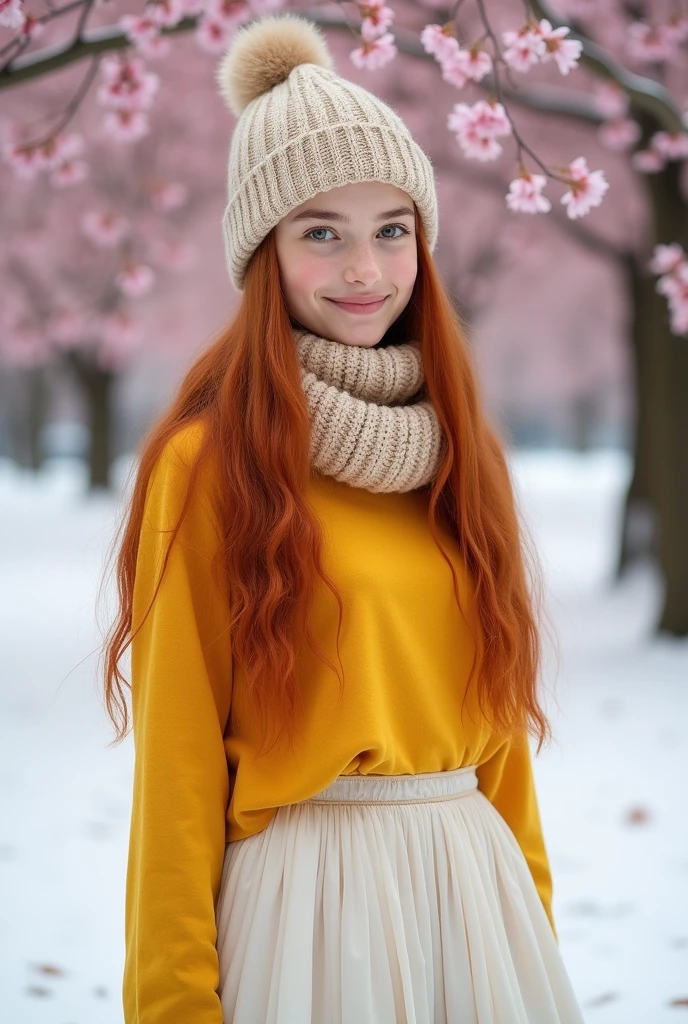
[215,765,585,1023]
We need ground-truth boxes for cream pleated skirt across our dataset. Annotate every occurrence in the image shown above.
[215,765,585,1023]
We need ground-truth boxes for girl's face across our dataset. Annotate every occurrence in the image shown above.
[273,181,418,348]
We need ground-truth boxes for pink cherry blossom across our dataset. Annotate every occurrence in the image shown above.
[437,55,467,90]
[505,172,552,214]
[441,47,492,88]
[656,260,688,298]
[179,0,206,13]
[361,4,395,43]
[631,148,665,173]
[120,14,158,44]
[140,33,171,59]
[195,15,235,54]
[0,0,25,29]
[120,15,170,58]
[81,210,131,247]
[670,304,688,335]
[17,12,43,40]
[654,261,688,334]
[537,20,583,75]
[501,25,546,73]
[97,56,160,112]
[116,263,156,297]
[150,180,188,211]
[649,243,686,276]
[51,160,89,187]
[145,0,185,29]
[3,132,85,182]
[458,48,493,82]
[439,55,468,90]
[3,142,49,180]
[447,100,512,162]
[650,131,688,160]
[41,132,86,169]
[205,0,252,29]
[350,32,397,71]
[559,156,610,218]
[663,13,688,45]
[598,118,642,153]
[626,22,677,64]
[420,24,460,64]
[593,82,629,120]
[102,109,150,143]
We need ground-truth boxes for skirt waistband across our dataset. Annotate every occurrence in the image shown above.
[304,765,479,805]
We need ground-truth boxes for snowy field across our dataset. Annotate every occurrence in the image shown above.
[0,446,686,1023]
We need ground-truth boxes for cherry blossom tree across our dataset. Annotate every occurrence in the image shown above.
[0,43,225,486]
[1,0,688,630]
[2,0,685,331]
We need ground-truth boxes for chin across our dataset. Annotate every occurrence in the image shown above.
[338,335,383,348]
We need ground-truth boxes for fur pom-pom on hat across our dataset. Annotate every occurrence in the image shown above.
[216,13,335,118]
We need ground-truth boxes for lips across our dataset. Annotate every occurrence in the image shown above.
[326,296,389,315]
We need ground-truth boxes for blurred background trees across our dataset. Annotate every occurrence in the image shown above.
[1,0,687,632]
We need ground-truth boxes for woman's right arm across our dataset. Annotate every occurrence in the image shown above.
[122,422,233,1023]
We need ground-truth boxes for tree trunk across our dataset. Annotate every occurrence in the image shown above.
[657,331,688,635]
[26,365,47,471]
[87,368,114,490]
[7,365,48,471]
[67,350,116,491]
[641,146,688,635]
[615,254,659,577]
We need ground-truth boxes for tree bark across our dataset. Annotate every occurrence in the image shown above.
[639,147,688,635]
[616,254,658,576]
[7,365,47,471]
[67,350,115,491]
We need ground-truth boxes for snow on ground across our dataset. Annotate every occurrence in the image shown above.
[0,447,686,1023]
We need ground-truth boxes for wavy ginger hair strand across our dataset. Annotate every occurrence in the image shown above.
[99,209,551,756]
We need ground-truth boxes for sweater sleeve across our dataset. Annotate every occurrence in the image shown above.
[475,732,558,942]
[122,424,233,1024]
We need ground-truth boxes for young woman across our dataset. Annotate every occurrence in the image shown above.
[103,12,585,1023]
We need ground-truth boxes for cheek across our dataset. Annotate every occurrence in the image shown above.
[282,251,330,300]
[394,246,417,292]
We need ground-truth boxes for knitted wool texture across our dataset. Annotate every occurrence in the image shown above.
[216,14,439,292]
[294,327,446,493]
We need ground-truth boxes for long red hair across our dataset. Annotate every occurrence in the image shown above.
[99,208,552,754]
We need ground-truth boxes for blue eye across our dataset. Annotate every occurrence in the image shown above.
[305,224,410,242]
[379,224,409,239]
[306,227,335,241]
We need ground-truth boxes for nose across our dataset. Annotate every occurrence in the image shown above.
[343,243,382,286]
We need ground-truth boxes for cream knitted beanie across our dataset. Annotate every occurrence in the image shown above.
[215,12,439,292]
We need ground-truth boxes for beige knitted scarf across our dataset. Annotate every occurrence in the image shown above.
[294,326,446,493]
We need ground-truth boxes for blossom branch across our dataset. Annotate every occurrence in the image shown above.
[0,14,200,88]
[473,0,555,180]
[31,55,100,148]
[528,0,684,133]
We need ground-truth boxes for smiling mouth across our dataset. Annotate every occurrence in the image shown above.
[325,296,389,314]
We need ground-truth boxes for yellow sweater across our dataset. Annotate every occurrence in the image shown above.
[123,419,557,1023]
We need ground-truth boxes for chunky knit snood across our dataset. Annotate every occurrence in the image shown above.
[294,326,446,493]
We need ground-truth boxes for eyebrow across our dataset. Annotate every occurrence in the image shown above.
[290,205,415,223]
